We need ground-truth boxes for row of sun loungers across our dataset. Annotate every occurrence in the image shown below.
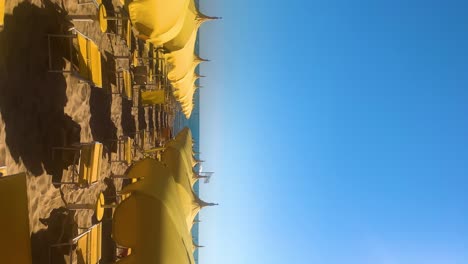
[0,2,187,263]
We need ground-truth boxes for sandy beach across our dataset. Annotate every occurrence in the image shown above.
[0,0,176,262]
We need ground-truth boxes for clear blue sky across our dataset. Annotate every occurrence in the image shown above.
[197,1,468,263]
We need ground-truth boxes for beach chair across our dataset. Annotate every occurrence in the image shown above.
[0,173,33,264]
[140,89,166,106]
[66,192,106,222]
[109,136,134,165]
[135,130,147,152]
[47,28,103,88]
[52,142,103,188]
[114,69,135,100]
[50,222,102,264]
[73,0,129,33]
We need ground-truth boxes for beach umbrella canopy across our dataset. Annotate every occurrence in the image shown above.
[162,147,216,227]
[127,0,190,45]
[165,127,198,167]
[163,0,218,52]
[113,194,194,264]
[167,57,203,84]
[114,159,195,264]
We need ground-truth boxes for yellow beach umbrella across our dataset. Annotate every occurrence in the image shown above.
[161,147,216,228]
[164,31,198,82]
[165,127,199,167]
[113,194,194,264]
[114,159,194,264]
[163,0,218,52]
[127,0,189,45]
[167,58,202,83]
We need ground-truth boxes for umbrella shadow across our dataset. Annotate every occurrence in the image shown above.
[0,0,81,177]
[137,105,147,132]
[89,85,117,154]
[121,97,136,138]
[31,207,78,264]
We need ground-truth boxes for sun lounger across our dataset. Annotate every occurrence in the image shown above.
[0,173,32,264]
[47,28,103,88]
[109,136,134,165]
[66,192,106,222]
[114,69,134,100]
[50,222,102,264]
[74,0,129,33]
[52,142,103,188]
[140,89,166,105]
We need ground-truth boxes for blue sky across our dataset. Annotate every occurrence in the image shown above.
[197,1,468,263]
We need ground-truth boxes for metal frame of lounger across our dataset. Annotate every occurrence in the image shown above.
[47,27,103,88]
[51,142,103,188]
[70,5,128,33]
[49,222,102,264]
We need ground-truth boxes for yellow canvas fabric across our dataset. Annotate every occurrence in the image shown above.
[0,0,5,27]
[115,159,194,264]
[131,51,139,67]
[91,223,102,263]
[168,59,201,83]
[172,74,198,99]
[79,143,103,186]
[98,4,108,33]
[77,33,90,81]
[141,90,165,105]
[162,147,202,228]
[0,173,32,264]
[114,194,194,264]
[125,20,132,47]
[165,30,197,81]
[163,0,216,52]
[124,137,133,164]
[123,70,133,99]
[89,41,103,88]
[77,232,89,263]
[127,0,189,45]
[77,223,102,263]
[76,33,103,88]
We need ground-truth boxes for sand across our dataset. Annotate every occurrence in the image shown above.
[0,0,177,263]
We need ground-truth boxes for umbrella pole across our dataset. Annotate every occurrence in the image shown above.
[67,15,95,22]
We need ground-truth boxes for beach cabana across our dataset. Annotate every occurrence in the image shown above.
[48,28,103,88]
[0,173,32,264]
[52,142,103,188]
[127,0,190,45]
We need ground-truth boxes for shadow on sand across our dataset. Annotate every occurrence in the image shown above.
[89,85,118,153]
[31,207,78,264]
[0,0,80,177]
[121,98,136,138]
